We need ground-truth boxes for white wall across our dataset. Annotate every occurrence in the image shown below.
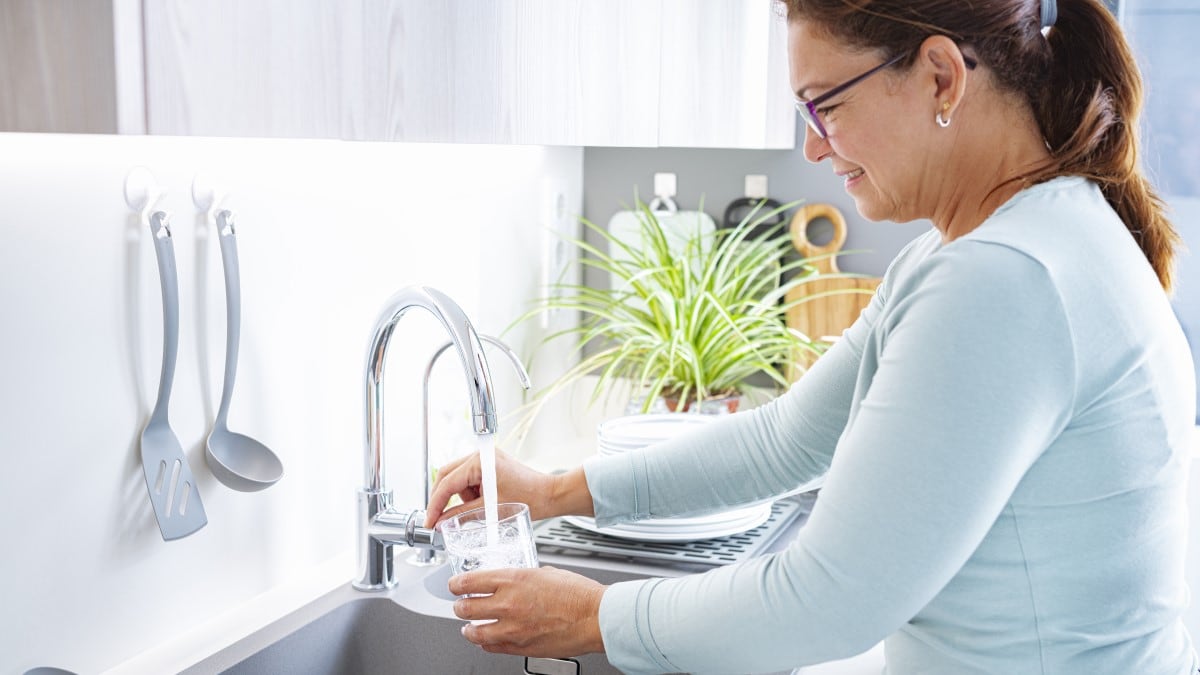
[0,132,583,674]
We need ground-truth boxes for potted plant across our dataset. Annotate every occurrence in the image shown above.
[506,197,853,442]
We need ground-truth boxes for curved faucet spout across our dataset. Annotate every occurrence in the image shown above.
[363,285,497,493]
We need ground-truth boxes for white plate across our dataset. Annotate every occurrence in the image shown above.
[597,414,715,447]
[563,505,770,543]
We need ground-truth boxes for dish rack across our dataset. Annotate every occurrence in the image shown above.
[533,492,816,568]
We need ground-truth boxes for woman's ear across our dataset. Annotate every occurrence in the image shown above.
[919,35,970,119]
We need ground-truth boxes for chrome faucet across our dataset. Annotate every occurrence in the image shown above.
[410,334,531,566]
[355,286,498,591]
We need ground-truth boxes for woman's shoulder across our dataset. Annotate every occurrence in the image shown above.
[967,176,1119,255]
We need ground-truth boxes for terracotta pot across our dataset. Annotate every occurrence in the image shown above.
[663,395,740,415]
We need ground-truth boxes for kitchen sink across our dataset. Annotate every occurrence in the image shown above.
[181,501,812,674]
[207,595,615,675]
[180,555,679,675]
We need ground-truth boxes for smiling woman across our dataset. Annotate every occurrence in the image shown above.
[423,2,1198,674]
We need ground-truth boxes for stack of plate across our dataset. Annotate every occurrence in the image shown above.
[580,414,773,542]
[597,413,714,456]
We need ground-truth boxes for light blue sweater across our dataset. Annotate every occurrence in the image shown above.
[584,177,1198,675]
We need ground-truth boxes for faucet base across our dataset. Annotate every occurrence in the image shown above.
[406,549,446,567]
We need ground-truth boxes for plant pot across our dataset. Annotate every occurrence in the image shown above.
[663,395,740,415]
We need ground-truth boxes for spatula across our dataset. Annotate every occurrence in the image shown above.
[140,210,208,540]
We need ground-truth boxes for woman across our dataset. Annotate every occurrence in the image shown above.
[426,0,1197,672]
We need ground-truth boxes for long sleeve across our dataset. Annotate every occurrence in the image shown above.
[583,253,895,526]
[594,241,1079,674]
[585,179,1197,674]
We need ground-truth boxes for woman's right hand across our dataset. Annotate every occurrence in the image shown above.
[423,449,593,528]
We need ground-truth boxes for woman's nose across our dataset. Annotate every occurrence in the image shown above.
[802,124,831,164]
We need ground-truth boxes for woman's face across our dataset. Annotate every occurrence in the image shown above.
[788,20,935,223]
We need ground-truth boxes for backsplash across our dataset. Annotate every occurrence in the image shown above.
[0,133,582,674]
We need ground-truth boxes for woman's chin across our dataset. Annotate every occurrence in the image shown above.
[850,195,888,222]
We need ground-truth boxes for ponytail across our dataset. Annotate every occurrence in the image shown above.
[1032,0,1180,291]
[782,0,1182,292]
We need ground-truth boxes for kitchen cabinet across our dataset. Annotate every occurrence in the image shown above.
[657,0,796,148]
[0,0,143,133]
[356,0,795,148]
[2,0,796,149]
[142,0,359,139]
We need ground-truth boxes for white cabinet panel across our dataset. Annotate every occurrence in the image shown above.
[658,0,795,148]
[0,0,120,133]
[360,0,661,146]
[3,0,797,148]
[144,0,359,139]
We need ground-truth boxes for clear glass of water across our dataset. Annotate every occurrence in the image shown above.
[438,501,539,577]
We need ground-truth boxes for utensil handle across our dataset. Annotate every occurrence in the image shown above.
[149,211,179,425]
[789,203,847,274]
[214,210,241,428]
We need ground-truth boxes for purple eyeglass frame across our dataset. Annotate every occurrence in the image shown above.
[796,50,977,139]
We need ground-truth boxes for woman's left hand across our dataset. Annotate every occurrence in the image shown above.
[451,566,607,657]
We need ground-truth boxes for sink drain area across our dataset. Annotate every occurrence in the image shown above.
[533,493,815,567]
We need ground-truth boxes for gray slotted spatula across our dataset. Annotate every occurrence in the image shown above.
[140,211,208,540]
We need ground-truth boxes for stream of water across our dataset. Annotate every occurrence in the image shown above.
[478,433,499,547]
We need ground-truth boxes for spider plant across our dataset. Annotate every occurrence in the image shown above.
[506,197,857,442]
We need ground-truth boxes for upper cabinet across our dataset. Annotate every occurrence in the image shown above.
[356,1,664,146]
[2,0,797,149]
[657,0,796,148]
[142,1,360,139]
[0,0,143,134]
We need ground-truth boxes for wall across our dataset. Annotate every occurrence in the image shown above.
[1123,0,1200,423]
[0,132,583,674]
[582,117,933,281]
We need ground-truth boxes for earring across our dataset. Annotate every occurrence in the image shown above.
[936,101,951,128]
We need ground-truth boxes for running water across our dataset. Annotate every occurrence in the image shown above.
[478,433,499,547]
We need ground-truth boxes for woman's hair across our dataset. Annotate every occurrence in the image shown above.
[781,0,1181,291]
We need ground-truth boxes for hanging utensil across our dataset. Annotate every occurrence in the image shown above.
[140,211,208,540]
[204,209,283,492]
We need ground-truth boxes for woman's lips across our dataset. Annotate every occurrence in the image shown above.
[843,167,865,189]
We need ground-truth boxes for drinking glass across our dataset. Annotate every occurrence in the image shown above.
[438,502,538,624]
[439,502,538,574]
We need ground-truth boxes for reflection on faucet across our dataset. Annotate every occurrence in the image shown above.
[355,286,498,591]
[411,335,532,566]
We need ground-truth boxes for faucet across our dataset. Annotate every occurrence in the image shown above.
[354,285,498,591]
[410,334,531,566]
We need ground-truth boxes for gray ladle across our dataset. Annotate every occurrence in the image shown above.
[205,210,283,491]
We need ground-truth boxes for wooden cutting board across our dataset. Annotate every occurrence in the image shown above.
[785,203,881,375]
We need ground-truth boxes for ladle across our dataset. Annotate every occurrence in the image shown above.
[204,208,283,491]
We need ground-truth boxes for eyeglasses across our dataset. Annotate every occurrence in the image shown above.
[795,50,977,139]
[795,52,908,139]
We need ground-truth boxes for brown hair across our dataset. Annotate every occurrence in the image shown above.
[782,0,1181,291]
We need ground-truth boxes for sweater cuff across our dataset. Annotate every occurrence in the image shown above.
[599,578,677,674]
[583,452,651,527]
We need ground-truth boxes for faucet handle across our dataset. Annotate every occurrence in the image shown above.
[406,509,444,551]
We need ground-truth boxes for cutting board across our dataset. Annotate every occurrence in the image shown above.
[785,203,881,375]
[607,207,716,289]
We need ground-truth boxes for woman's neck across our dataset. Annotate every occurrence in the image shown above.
[932,105,1054,243]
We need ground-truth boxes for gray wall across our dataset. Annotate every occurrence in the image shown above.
[581,117,933,287]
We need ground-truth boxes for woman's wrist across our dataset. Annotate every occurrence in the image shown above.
[549,466,595,518]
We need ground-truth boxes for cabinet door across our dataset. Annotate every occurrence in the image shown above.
[358,0,660,146]
[143,0,358,138]
[657,0,796,149]
[0,0,119,133]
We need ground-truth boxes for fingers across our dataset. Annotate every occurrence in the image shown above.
[424,454,481,528]
[448,569,506,597]
[451,567,606,658]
